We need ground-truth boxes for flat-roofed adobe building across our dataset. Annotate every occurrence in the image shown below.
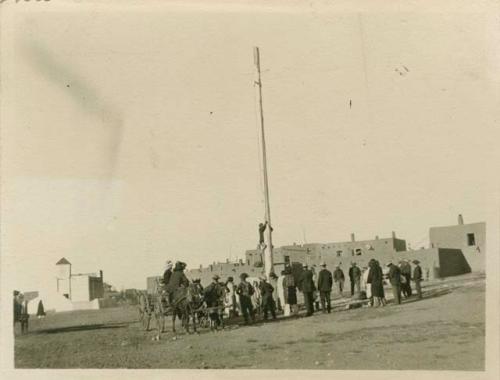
[429,214,485,272]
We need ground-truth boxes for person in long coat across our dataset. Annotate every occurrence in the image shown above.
[317,262,333,313]
[283,267,298,317]
[259,277,277,320]
[333,265,345,297]
[166,262,190,303]
[367,260,385,307]
[36,300,46,319]
[236,273,256,324]
[298,264,315,316]
[399,260,412,298]
[412,260,423,299]
[387,262,402,305]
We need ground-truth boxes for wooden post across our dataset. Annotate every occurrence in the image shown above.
[254,47,274,279]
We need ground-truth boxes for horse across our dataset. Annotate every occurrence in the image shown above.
[170,283,204,335]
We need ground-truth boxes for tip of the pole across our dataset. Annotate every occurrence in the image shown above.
[253,46,260,65]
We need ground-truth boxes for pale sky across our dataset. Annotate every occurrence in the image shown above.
[2,2,499,291]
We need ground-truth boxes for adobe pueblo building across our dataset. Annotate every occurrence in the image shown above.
[28,258,105,314]
[147,215,485,292]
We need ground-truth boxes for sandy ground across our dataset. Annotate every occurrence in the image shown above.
[14,273,485,369]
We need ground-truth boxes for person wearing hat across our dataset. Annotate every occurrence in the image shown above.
[166,261,190,303]
[333,264,345,297]
[387,262,402,305]
[203,275,225,329]
[348,262,362,297]
[317,262,333,313]
[412,260,423,299]
[162,260,173,291]
[298,263,316,316]
[236,273,256,324]
[259,277,277,320]
[399,260,413,298]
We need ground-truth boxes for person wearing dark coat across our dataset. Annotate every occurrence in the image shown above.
[333,265,345,296]
[259,278,277,320]
[399,260,412,298]
[387,262,402,305]
[204,275,225,329]
[166,262,190,303]
[317,262,333,313]
[298,264,316,316]
[236,273,256,324]
[367,260,385,307]
[162,261,173,290]
[283,267,299,316]
[348,262,362,296]
[412,260,423,299]
[36,300,46,319]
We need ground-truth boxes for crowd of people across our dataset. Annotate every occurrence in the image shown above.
[160,257,424,326]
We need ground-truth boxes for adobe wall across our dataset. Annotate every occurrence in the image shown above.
[430,222,486,252]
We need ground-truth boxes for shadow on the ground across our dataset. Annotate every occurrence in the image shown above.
[401,288,452,305]
[33,322,129,335]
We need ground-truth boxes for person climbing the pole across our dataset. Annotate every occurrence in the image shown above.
[258,221,273,249]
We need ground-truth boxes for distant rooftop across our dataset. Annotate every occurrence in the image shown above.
[56,257,71,265]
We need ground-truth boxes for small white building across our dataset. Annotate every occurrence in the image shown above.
[28,258,104,314]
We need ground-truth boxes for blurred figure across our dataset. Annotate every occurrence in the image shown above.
[412,260,423,299]
[387,262,402,305]
[362,266,373,306]
[283,266,298,317]
[299,264,315,317]
[225,276,238,318]
[367,260,385,307]
[400,260,412,298]
[236,273,256,325]
[36,300,46,319]
[333,265,345,297]
[277,270,287,315]
[349,262,362,296]
[259,277,277,320]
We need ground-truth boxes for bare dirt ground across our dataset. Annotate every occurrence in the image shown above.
[15,273,485,370]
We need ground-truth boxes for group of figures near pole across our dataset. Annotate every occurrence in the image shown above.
[137,257,425,339]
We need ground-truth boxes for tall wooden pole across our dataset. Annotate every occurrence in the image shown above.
[254,46,274,279]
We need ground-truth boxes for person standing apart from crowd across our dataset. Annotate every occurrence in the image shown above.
[387,262,402,305]
[299,264,316,316]
[333,265,345,297]
[412,260,423,299]
[236,273,256,325]
[349,262,362,296]
[317,262,333,313]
